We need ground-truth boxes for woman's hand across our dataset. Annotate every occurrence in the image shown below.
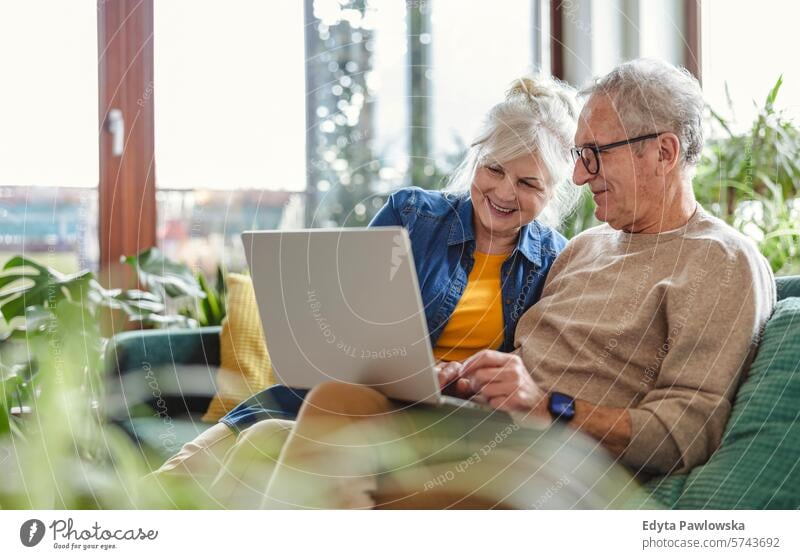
[435,360,474,399]
[461,350,548,414]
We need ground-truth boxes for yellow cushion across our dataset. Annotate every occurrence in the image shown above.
[202,273,275,422]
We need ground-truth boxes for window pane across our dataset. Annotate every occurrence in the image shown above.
[154,0,306,190]
[702,0,800,127]
[369,1,409,190]
[154,0,306,273]
[0,1,98,273]
[432,0,534,163]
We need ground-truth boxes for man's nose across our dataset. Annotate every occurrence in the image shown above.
[572,157,592,186]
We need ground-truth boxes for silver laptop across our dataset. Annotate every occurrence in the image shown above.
[241,227,484,407]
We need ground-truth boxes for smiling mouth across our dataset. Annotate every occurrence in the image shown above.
[487,198,517,215]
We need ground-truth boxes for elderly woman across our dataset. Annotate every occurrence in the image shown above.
[149,76,581,506]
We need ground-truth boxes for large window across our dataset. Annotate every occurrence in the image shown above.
[0,0,99,273]
[16,1,794,282]
[1,1,548,278]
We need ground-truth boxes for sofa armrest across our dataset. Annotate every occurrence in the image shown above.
[104,326,222,421]
[105,326,222,375]
[776,275,800,301]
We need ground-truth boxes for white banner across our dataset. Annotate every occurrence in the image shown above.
[1,510,798,558]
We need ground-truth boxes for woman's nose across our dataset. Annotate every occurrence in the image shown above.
[495,175,517,202]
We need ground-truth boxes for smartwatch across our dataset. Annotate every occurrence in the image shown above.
[548,392,575,423]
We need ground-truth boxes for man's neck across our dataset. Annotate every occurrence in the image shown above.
[625,178,697,234]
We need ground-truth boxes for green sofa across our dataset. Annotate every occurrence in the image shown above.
[106,276,800,508]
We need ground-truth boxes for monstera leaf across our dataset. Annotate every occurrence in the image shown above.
[121,247,205,299]
[0,251,204,337]
[0,305,53,341]
[0,256,94,323]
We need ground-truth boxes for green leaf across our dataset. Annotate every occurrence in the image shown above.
[0,256,99,322]
[121,247,205,299]
[216,266,226,298]
[197,272,223,326]
[765,74,783,108]
[130,313,198,329]
[2,255,56,276]
[0,273,32,292]
[0,281,60,322]
[11,306,55,338]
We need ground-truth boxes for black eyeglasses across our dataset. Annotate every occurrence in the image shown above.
[571,132,663,175]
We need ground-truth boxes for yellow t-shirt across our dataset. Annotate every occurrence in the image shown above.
[433,251,508,362]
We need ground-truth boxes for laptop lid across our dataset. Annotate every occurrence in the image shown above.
[241,227,441,404]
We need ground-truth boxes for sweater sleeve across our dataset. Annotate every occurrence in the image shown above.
[621,242,775,475]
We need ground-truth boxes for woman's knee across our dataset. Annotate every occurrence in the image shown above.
[230,418,294,458]
[303,381,391,415]
[237,418,294,442]
[151,422,236,477]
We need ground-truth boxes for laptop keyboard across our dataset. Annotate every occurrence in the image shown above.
[439,395,495,412]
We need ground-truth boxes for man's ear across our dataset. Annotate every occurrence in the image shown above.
[654,133,680,176]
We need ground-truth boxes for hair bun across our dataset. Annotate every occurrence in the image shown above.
[506,76,577,119]
[506,77,550,100]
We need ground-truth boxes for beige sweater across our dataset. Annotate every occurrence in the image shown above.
[514,207,776,475]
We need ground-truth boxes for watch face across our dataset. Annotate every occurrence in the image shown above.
[549,392,575,420]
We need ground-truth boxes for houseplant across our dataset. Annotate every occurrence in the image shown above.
[694,76,800,274]
[0,249,223,508]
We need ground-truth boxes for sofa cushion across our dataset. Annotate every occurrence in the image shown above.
[202,273,276,422]
[776,275,800,301]
[646,296,800,508]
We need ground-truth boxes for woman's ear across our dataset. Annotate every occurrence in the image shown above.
[655,133,681,176]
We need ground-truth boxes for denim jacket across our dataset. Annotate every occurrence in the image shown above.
[369,187,567,352]
[219,187,566,433]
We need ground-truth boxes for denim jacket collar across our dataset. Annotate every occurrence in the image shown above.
[446,194,543,267]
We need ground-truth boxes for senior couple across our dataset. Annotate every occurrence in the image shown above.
[151,59,775,509]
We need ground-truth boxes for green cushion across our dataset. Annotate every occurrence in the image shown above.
[646,296,800,508]
[106,326,222,376]
[777,275,800,301]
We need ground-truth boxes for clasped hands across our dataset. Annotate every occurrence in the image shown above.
[435,350,549,417]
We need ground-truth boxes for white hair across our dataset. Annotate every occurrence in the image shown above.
[580,58,705,168]
[443,76,582,228]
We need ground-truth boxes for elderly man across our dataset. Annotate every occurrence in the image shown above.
[503,58,775,474]
[192,59,776,509]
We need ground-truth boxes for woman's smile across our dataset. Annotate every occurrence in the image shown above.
[486,197,518,217]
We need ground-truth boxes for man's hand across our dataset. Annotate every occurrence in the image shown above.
[435,360,474,399]
[461,350,548,414]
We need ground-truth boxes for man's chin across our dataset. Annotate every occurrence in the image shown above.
[594,206,609,223]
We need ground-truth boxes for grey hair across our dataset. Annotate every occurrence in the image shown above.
[580,58,705,168]
[443,76,582,229]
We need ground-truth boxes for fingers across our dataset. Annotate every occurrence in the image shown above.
[451,378,474,399]
[464,366,516,390]
[436,360,464,388]
[462,350,522,376]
